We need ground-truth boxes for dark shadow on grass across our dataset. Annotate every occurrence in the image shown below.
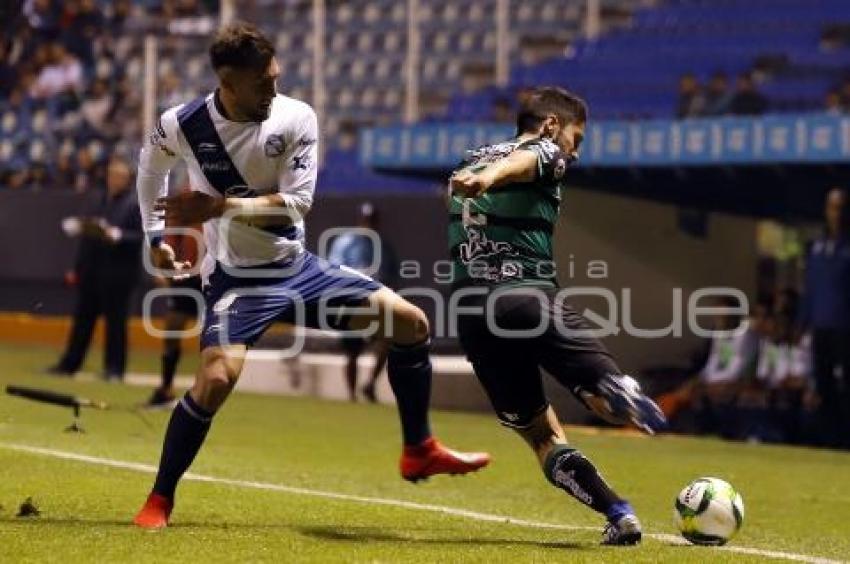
[0,517,587,550]
[295,525,586,551]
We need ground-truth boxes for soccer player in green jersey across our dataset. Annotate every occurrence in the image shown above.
[448,86,667,545]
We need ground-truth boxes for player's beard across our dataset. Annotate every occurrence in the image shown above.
[249,105,271,122]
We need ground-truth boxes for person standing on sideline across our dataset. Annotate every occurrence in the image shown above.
[801,187,850,448]
[49,154,143,380]
[146,212,203,408]
[326,202,397,402]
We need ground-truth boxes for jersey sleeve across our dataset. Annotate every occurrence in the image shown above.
[278,104,318,223]
[518,138,569,183]
[136,107,183,243]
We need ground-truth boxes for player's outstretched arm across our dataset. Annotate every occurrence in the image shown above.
[450,149,538,197]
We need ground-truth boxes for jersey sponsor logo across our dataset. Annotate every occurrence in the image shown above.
[201,161,232,172]
[291,154,312,170]
[458,228,517,263]
[198,142,218,153]
[264,134,287,157]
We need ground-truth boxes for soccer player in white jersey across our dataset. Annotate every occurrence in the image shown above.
[133,22,489,529]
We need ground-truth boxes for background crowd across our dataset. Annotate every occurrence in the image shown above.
[662,189,850,450]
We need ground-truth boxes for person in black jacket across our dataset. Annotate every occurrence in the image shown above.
[729,73,768,116]
[49,154,143,380]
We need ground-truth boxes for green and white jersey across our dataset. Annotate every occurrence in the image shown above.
[448,136,570,288]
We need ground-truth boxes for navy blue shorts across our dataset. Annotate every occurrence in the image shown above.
[200,252,382,350]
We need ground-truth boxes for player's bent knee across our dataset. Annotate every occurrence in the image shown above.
[409,306,430,342]
[392,301,430,345]
[193,346,245,409]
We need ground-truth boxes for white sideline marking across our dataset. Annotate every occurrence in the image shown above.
[0,442,842,564]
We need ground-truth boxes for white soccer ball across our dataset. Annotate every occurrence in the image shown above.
[673,477,744,546]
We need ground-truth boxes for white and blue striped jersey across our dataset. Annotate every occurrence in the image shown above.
[136,91,318,281]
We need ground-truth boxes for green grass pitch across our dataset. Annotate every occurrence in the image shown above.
[0,343,847,563]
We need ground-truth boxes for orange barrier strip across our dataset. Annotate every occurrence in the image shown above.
[0,313,198,351]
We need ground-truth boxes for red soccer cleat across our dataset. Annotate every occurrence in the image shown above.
[133,492,173,530]
[400,437,491,482]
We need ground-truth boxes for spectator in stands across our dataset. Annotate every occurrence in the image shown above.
[801,187,850,449]
[326,202,396,403]
[158,70,185,112]
[30,42,83,100]
[73,145,104,193]
[754,290,810,444]
[701,72,733,116]
[55,146,77,187]
[516,86,534,106]
[689,296,759,438]
[839,78,850,113]
[3,159,30,190]
[0,41,18,99]
[161,0,204,18]
[23,0,61,39]
[60,0,104,67]
[491,96,514,123]
[729,73,768,116]
[80,78,114,135]
[108,0,132,32]
[825,90,843,115]
[48,154,142,380]
[27,162,52,190]
[675,73,704,118]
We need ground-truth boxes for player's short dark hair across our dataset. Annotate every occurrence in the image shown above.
[516,86,587,134]
[209,22,275,73]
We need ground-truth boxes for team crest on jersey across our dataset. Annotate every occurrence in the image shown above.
[264,134,286,157]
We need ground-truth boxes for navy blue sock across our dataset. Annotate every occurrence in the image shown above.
[543,445,630,522]
[152,392,213,500]
[387,340,433,446]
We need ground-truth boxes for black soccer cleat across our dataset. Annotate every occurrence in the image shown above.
[144,388,178,410]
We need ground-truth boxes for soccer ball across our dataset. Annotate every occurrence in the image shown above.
[673,477,744,546]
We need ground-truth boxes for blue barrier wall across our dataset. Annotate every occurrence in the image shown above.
[360,114,850,171]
